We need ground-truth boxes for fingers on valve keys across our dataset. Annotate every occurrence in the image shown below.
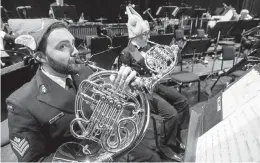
[110,65,141,90]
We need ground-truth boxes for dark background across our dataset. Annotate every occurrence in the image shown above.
[2,0,260,23]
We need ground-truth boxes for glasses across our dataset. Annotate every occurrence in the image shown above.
[142,31,150,36]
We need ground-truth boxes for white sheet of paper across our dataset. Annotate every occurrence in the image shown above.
[221,69,260,119]
[196,93,260,162]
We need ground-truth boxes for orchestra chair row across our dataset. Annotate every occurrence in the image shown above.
[210,43,246,91]
[168,29,202,102]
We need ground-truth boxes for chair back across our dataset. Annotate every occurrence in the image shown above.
[196,29,206,38]
[175,29,185,41]
[221,44,236,69]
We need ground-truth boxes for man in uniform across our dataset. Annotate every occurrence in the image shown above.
[119,6,190,161]
[6,18,160,162]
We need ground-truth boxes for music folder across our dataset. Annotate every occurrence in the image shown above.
[51,5,77,21]
[185,66,260,162]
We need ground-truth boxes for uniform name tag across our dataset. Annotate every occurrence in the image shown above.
[49,112,65,124]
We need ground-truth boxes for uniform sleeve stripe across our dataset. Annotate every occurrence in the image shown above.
[12,144,29,157]
[11,141,28,152]
[20,141,29,152]
[10,139,26,148]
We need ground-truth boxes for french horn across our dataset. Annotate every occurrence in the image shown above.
[52,41,178,162]
[53,69,150,162]
[142,40,179,94]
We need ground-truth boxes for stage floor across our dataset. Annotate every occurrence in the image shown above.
[164,56,242,81]
[161,55,243,107]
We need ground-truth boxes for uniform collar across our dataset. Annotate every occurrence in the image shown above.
[131,42,141,50]
[41,67,72,89]
[36,68,75,114]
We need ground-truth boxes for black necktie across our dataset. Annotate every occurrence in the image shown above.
[65,78,76,95]
[138,47,144,52]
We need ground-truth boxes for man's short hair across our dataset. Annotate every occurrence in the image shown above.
[38,22,67,53]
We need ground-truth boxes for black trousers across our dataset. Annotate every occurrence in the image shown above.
[119,84,190,162]
[156,84,190,130]
[151,84,190,146]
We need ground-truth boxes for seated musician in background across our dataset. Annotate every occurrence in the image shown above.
[49,0,68,18]
[0,18,17,67]
[208,3,239,28]
[119,6,190,160]
[6,18,161,162]
[239,9,253,20]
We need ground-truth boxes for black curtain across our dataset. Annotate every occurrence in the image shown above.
[242,0,260,17]
[2,0,247,21]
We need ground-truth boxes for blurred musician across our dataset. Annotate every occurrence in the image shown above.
[0,29,9,67]
[208,3,239,28]
[0,19,17,67]
[239,9,253,20]
[119,6,190,161]
[49,0,68,18]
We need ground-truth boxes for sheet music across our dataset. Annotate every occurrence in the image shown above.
[196,93,260,162]
[221,69,260,118]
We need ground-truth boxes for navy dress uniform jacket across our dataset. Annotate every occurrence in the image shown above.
[6,65,93,162]
[119,43,153,77]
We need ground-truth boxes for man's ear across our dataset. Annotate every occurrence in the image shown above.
[34,51,47,63]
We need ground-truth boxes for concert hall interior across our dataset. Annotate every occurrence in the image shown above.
[1,0,260,162]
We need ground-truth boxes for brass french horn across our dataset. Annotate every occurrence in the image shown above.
[52,41,179,162]
[142,40,179,94]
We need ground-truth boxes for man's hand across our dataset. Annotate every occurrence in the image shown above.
[110,65,143,90]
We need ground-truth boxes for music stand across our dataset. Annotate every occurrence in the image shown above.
[89,46,121,70]
[175,7,193,18]
[190,8,207,33]
[156,6,179,18]
[181,38,211,72]
[227,19,260,63]
[16,6,32,19]
[51,5,77,21]
[175,7,193,30]
[207,20,236,38]
[227,19,260,38]
[190,8,206,18]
